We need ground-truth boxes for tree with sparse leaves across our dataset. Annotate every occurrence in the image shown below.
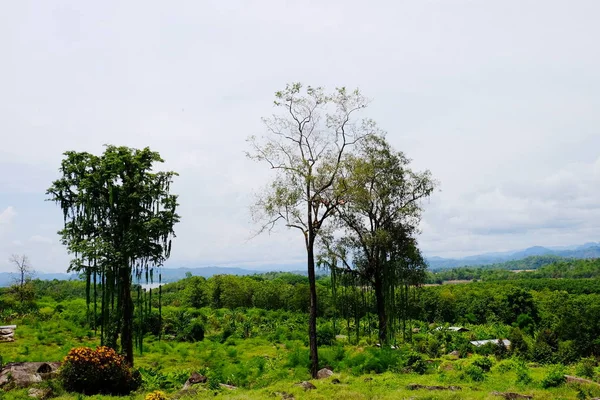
[47,145,179,366]
[9,254,35,304]
[247,83,376,378]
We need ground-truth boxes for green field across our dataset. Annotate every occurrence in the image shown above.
[3,266,600,400]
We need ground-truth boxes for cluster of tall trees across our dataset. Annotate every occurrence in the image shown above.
[45,83,435,372]
[247,83,435,376]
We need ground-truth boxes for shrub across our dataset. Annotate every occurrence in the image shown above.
[61,346,141,395]
[508,328,529,358]
[541,364,566,388]
[145,390,168,400]
[514,360,532,385]
[316,325,335,346]
[463,364,485,382]
[181,320,205,342]
[471,356,493,372]
[575,357,597,379]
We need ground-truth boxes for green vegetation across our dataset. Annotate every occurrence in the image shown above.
[3,259,600,399]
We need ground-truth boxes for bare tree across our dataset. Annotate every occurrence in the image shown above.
[247,83,376,378]
[9,254,35,303]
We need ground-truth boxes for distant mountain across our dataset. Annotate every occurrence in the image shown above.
[0,272,79,287]
[0,266,308,287]
[2,242,599,286]
[426,243,600,270]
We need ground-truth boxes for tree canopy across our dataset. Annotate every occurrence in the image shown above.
[46,145,180,365]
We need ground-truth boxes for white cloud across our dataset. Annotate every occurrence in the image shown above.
[0,207,16,227]
[2,1,600,270]
[29,235,53,244]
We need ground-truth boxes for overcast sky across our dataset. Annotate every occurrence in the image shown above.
[1,1,599,273]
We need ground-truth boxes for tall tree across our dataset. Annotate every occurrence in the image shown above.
[323,134,435,344]
[9,254,35,304]
[47,145,179,366]
[247,83,374,378]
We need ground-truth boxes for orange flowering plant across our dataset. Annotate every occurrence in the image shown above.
[61,346,141,395]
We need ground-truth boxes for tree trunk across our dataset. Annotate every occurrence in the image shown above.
[119,264,134,366]
[307,239,319,379]
[374,272,387,345]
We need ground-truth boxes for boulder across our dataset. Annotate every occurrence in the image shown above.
[0,362,61,389]
[317,368,333,379]
[565,375,600,386]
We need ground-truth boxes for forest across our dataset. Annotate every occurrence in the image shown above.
[2,84,600,400]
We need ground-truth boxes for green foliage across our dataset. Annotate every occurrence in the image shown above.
[514,360,532,385]
[316,325,335,346]
[471,356,493,372]
[462,364,485,382]
[541,364,566,388]
[139,366,189,390]
[575,357,597,379]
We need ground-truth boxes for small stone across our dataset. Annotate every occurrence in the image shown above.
[219,383,237,390]
[296,381,316,390]
[364,377,373,382]
[188,372,207,384]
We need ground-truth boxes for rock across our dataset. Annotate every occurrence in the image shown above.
[274,391,295,400]
[28,388,52,399]
[317,368,333,379]
[182,372,207,389]
[188,372,207,384]
[219,383,237,390]
[565,375,600,386]
[490,391,533,399]
[364,377,373,382]
[331,378,341,384]
[0,362,61,390]
[407,384,462,391]
[295,381,316,390]
[448,350,460,357]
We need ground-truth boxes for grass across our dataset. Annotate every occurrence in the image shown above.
[3,313,600,399]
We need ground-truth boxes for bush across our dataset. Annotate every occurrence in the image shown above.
[514,360,532,385]
[181,320,205,342]
[316,325,335,346]
[145,391,168,400]
[463,364,485,382]
[61,346,141,395]
[575,357,597,379]
[541,364,566,388]
[471,356,493,372]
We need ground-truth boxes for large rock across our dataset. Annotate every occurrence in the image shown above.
[0,362,61,390]
[317,368,333,379]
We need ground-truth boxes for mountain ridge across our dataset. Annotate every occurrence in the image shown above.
[1,242,598,286]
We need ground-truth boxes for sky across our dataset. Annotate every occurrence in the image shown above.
[1,1,600,273]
